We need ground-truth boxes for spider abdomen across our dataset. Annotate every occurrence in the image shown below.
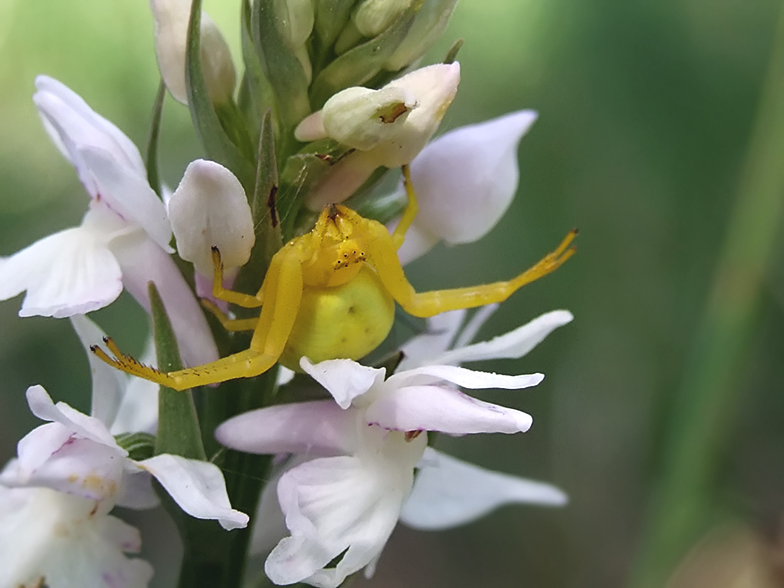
[280,264,395,370]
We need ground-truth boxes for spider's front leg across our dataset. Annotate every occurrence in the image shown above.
[92,248,304,390]
[359,215,577,317]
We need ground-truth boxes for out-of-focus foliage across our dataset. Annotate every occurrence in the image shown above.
[2,0,784,587]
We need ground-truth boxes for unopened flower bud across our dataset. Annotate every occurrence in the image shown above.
[368,61,460,168]
[353,0,412,37]
[274,0,315,49]
[385,0,458,71]
[302,62,460,209]
[396,110,538,263]
[151,0,237,105]
[321,86,418,151]
[168,160,255,276]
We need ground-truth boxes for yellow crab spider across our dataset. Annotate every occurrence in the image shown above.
[92,166,576,391]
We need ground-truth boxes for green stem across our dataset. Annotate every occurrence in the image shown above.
[630,4,784,586]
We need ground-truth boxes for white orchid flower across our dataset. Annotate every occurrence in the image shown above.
[0,385,248,529]
[0,76,218,367]
[216,357,544,587]
[296,63,461,209]
[392,110,538,264]
[0,484,153,588]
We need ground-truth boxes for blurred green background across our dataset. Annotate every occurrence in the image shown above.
[2,0,784,586]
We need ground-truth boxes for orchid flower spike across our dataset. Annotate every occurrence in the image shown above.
[150,0,237,105]
[393,110,538,264]
[296,62,461,209]
[217,356,549,587]
[0,76,218,367]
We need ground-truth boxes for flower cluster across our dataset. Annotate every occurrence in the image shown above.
[0,1,574,586]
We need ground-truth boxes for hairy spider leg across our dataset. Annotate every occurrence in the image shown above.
[391,164,418,249]
[92,248,305,390]
[337,206,577,318]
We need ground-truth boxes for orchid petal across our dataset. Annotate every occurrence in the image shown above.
[114,234,218,367]
[398,309,466,370]
[453,303,499,349]
[169,159,254,276]
[25,385,121,450]
[300,358,385,409]
[216,400,356,457]
[34,76,147,186]
[266,453,414,587]
[139,454,249,530]
[393,219,440,265]
[11,432,125,502]
[80,146,172,252]
[437,310,574,365]
[115,470,160,510]
[0,486,153,588]
[110,339,159,435]
[71,314,126,428]
[366,385,533,434]
[388,363,544,391]
[409,109,538,245]
[401,448,567,530]
[0,206,126,318]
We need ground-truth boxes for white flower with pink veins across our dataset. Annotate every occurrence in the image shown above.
[0,76,217,367]
[217,344,567,587]
[0,316,248,588]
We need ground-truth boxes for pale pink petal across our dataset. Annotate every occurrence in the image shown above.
[409,109,537,245]
[80,146,172,252]
[0,207,126,318]
[388,364,544,391]
[216,400,355,457]
[366,385,533,434]
[266,451,416,587]
[138,454,249,530]
[398,309,466,370]
[115,470,160,510]
[300,358,385,409]
[437,310,574,365]
[401,448,567,530]
[169,159,254,276]
[453,304,499,349]
[24,385,120,449]
[71,314,126,428]
[114,234,218,367]
[0,486,153,588]
[34,76,147,190]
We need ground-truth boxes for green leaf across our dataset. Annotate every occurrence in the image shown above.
[310,0,423,109]
[238,0,274,144]
[145,80,166,198]
[251,0,313,133]
[443,37,463,64]
[149,282,206,461]
[234,110,284,297]
[186,0,256,191]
